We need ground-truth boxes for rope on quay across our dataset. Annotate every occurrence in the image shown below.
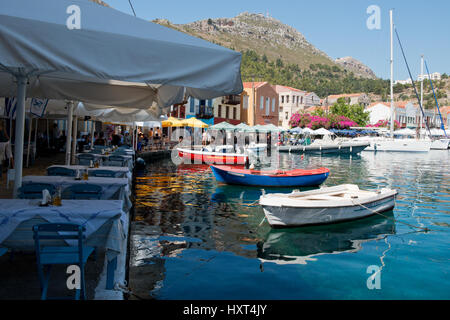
[350,200,433,233]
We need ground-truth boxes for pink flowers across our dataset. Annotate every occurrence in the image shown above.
[290,113,357,129]
[367,120,400,129]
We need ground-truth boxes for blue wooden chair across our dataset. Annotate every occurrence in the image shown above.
[33,223,95,300]
[112,150,128,156]
[77,154,95,166]
[62,184,102,200]
[18,183,56,199]
[104,155,125,167]
[88,170,117,178]
[93,145,107,150]
[47,167,76,177]
[0,247,8,257]
[89,149,103,154]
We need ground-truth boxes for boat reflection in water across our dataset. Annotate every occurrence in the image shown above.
[257,213,396,265]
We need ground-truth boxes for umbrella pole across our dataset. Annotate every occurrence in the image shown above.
[34,117,38,160]
[71,115,78,165]
[90,120,95,149]
[13,75,27,198]
[26,115,32,168]
[65,101,73,165]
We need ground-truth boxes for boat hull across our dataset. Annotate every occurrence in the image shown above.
[361,139,431,152]
[211,165,329,187]
[278,142,369,154]
[178,148,247,165]
[430,139,450,150]
[262,195,396,228]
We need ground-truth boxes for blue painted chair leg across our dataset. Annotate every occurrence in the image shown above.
[41,265,52,300]
[106,257,117,290]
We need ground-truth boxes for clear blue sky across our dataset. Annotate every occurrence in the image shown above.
[106,0,449,80]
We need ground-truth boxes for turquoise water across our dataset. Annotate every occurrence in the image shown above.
[131,150,450,299]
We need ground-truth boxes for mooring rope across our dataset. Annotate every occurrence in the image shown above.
[350,199,432,232]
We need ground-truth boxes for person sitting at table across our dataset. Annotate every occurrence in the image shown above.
[123,131,132,147]
[111,133,121,147]
[94,132,106,146]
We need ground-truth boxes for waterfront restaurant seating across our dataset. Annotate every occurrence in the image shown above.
[77,154,96,166]
[32,223,95,300]
[62,184,102,200]
[88,170,117,178]
[47,167,77,177]
[104,155,125,167]
[18,183,56,199]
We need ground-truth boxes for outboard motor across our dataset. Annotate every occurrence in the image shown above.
[135,157,146,170]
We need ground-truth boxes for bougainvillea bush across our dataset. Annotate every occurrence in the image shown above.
[290,112,358,130]
[366,119,400,130]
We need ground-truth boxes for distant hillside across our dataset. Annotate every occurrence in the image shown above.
[154,13,337,72]
[335,57,377,79]
[89,0,109,7]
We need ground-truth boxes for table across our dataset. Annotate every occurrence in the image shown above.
[0,199,128,290]
[22,175,132,211]
[47,165,132,185]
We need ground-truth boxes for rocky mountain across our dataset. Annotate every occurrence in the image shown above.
[89,0,110,7]
[154,12,377,78]
[335,56,377,80]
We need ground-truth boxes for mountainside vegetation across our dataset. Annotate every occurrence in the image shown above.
[241,50,390,98]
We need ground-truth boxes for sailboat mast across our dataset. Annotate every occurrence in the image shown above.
[390,9,395,136]
[420,55,424,134]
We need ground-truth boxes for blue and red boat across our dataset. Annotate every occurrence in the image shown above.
[210,165,330,187]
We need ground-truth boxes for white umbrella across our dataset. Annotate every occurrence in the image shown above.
[1,0,242,194]
[289,127,303,134]
[313,128,333,136]
[302,128,315,134]
[394,128,415,135]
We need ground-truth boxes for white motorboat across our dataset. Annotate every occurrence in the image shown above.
[354,137,431,152]
[259,184,397,228]
[430,139,450,150]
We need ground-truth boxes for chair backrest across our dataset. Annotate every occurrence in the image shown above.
[89,170,117,178]
[106,156,125,167]
[62,184,102,200]
[18,183,56,199]
[47,167,76,177]
[77,154,95,166]
[77,154,95,160]
[33,223,85,264]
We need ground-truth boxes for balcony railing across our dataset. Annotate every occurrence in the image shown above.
[222,95,241,105]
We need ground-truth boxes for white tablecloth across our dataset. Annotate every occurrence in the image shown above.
[22,176,132,211]
[0,199,126,257]
[47,165,132,185]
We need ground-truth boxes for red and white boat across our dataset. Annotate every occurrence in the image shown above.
[177,148,247,165]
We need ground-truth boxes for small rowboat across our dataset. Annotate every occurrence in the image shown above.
[210,165,330,187]
[178,148,247,165]
[259,184,397,228]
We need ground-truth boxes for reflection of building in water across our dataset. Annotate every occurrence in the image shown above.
[257,214,396,265]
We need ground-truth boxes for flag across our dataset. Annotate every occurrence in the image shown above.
[4,97,17,119]
[30,98,49,118]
